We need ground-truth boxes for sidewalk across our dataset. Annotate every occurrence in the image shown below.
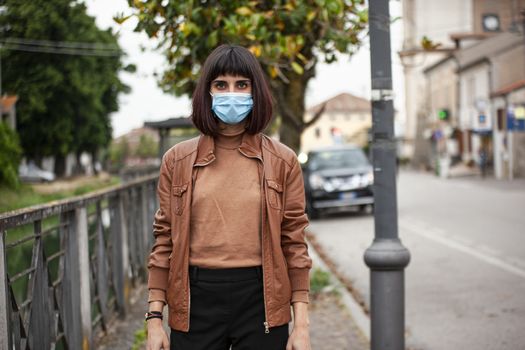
[95,284,150,350]
[95,255,369,349]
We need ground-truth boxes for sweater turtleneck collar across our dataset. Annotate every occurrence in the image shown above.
[215,122,246,150]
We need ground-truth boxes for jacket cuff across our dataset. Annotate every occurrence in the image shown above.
[289,268,310,292]
[148,266,169,291]
[148,289,167,304]
[291,291,309,304]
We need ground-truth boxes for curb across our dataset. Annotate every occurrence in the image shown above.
[307,237,371,341]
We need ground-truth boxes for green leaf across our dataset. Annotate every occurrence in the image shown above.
[113,13,133,24]
[236,6,253,16]
[207,30,219,47]
[297,53,308,64]
[326,0,342,13]
[291,61,304,75]
[306,10,317,22]
[124,64,137,73]
[358,9,368,23]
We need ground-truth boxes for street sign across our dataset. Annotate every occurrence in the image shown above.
[507,106,525,132]
[515,106,525,119]
[479,114,486,124]
[438,108,449,120]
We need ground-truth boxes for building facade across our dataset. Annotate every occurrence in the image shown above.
[402,0,525,178]
[301,92,372,153]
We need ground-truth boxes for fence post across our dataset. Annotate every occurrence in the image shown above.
[141,184,150,265]
[0,231,11,350]
[75,207,93,350]
[110,193,130,316]
[60,211,82,349]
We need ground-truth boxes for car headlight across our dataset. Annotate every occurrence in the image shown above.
[360,171,374,186]
[298,152,308,164]
[309,173,325,190]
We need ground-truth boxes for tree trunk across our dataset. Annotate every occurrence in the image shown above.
[54,154,66,178]
[34,156,43,168]
[279,116,302,153]
[73,152,83,176]
[273,73,307,154]
[91,150,99,175]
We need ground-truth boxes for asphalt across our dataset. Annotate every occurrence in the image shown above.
[306,169,525,350]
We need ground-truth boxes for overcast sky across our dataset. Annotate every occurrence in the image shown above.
[83,0,405,138]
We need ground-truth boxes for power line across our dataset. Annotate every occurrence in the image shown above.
[0,37,123,57]
[0,44,122,56]
[1,37,120,50]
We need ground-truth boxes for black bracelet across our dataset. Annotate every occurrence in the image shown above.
[145,311,163,321]
[145,315,163,321]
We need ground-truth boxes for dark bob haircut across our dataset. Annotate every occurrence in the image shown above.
[191,44,273,135]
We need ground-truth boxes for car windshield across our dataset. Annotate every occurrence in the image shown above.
[308,149,369,171]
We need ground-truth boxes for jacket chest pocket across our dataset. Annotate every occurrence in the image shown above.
[172,183,189,216]
[266,179,284,210]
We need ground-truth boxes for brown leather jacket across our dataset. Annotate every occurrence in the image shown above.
[147,132,312,332]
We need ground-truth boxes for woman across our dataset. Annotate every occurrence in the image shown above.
[146,44,312,350]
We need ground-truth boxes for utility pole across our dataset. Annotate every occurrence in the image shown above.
[364,1,411,350]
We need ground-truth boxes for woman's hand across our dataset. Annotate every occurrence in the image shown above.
[287,301,311,350]
[146,318,170,350]
[286,324,311,350]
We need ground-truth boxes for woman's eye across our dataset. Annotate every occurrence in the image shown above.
[237,82,249,89]
[214,82,226,89]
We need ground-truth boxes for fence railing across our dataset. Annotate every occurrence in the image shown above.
[0,174,158,350]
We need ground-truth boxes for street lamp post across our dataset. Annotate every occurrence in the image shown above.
[364,1,411,350]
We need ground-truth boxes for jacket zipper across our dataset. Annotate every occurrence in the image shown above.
[239,148,270,334]
[187,275,191,330]
[258,155,270,334]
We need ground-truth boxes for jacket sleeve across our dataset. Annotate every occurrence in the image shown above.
[147,152,173,303]
[281,156,312,303]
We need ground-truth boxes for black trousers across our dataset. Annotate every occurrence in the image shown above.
[170,266,289,350]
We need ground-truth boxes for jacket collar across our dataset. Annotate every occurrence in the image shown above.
[194,132,263,166]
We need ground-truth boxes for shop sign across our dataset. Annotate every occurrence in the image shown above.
[507,105,525,131]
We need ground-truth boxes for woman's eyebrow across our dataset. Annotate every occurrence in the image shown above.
[211,78,250,83]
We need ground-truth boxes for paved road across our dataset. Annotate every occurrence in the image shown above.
[307,170,525,350]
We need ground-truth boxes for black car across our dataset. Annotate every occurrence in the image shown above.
[301,145,374,219]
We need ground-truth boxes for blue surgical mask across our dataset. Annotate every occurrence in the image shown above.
[211,92,253,125]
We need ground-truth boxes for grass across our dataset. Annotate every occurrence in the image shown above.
[0,174,121,213]
[310,268,332,294]
[132,324,148,350]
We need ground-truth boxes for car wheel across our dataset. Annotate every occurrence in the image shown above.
[306,201,320,220]
[359,204,374,215]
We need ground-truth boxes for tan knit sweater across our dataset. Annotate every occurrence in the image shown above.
[189,127,262,268]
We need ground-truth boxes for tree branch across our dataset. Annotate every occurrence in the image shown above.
[304,102,326,129]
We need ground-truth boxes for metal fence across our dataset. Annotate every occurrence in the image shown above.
[0,174,158,350]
